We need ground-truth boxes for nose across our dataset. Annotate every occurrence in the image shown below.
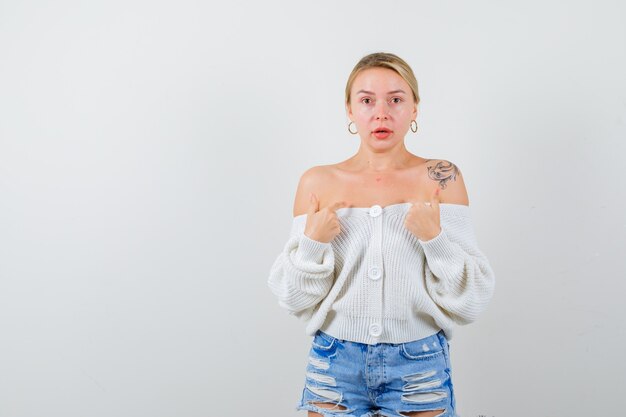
[375,101,389,120]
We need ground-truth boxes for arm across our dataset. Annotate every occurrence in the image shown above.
[267,221,335,317]
[420,160,495,324]
[267,167,336,317]
[419,214,496,325]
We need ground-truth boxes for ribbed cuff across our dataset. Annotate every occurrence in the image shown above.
[418,226,443,244]
[295,233,331,264]
[418,226,458,264]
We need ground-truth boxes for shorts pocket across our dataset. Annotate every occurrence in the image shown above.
[312,331,337,350]
[311,331,339,358]
[400,338,445,361]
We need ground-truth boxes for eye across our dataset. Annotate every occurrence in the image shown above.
[391,97,402,103]
[361,98,372,104]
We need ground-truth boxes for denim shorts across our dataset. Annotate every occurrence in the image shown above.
[296,330,457,417]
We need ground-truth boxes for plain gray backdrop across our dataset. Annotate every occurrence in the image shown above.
[1,1,625,416]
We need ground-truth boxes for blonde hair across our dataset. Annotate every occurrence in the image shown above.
[345,52,420,107]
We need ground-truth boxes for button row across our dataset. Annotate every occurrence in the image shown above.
[368,204,383,338]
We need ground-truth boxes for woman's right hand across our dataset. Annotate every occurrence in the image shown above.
[304,192,347,243]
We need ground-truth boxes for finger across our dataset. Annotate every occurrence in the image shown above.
[431,187,440,209]
[308,192,319,216]
[330,200,349,212]
[409,199,428,207]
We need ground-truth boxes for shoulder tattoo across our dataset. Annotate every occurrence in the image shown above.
[424,159,460,190]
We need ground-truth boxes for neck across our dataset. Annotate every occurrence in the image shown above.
[350,144,413,172]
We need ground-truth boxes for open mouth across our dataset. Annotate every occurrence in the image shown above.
[373,128,392,138]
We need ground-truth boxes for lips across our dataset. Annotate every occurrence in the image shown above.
[373,128,392,139]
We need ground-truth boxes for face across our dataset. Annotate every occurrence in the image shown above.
[346,67,417,147]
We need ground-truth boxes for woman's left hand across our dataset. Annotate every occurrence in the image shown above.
[404,187,442,241]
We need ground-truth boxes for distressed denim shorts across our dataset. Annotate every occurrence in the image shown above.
[296,330,457,417]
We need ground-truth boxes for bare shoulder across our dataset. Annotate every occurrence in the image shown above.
[292,165,334,217]
[423,158,470,206]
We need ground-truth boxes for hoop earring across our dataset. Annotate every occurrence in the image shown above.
[410,120,418,133]
[348,121,358,135]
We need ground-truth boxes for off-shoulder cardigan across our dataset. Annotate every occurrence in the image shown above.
[267,202,495,344]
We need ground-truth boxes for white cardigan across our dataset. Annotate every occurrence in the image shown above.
[267,202,495,344]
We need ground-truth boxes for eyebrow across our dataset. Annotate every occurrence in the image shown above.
[356,89,407,95]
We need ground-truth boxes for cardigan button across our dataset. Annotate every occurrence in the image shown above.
[369,322,382,337]
[369,205,382,217]
[369,266,382,280]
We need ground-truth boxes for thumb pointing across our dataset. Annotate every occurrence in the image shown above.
[431,187,440,208]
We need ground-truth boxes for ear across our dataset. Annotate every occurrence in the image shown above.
[345,102,352,119]
[412,101,418,118]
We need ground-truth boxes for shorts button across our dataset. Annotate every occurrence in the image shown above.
[369,205,382,217]
[369,322,382,337]
[369,266,382,280]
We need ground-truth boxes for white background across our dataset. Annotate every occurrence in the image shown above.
[1,1,625,416]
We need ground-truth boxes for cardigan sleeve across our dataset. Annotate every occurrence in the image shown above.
[418,212,496,325]
[267,216,335,317]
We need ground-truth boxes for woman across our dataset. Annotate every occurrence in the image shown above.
[268,52,496,417]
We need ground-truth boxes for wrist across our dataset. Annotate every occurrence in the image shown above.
[304,231,326,244]
[419,226,442,243]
